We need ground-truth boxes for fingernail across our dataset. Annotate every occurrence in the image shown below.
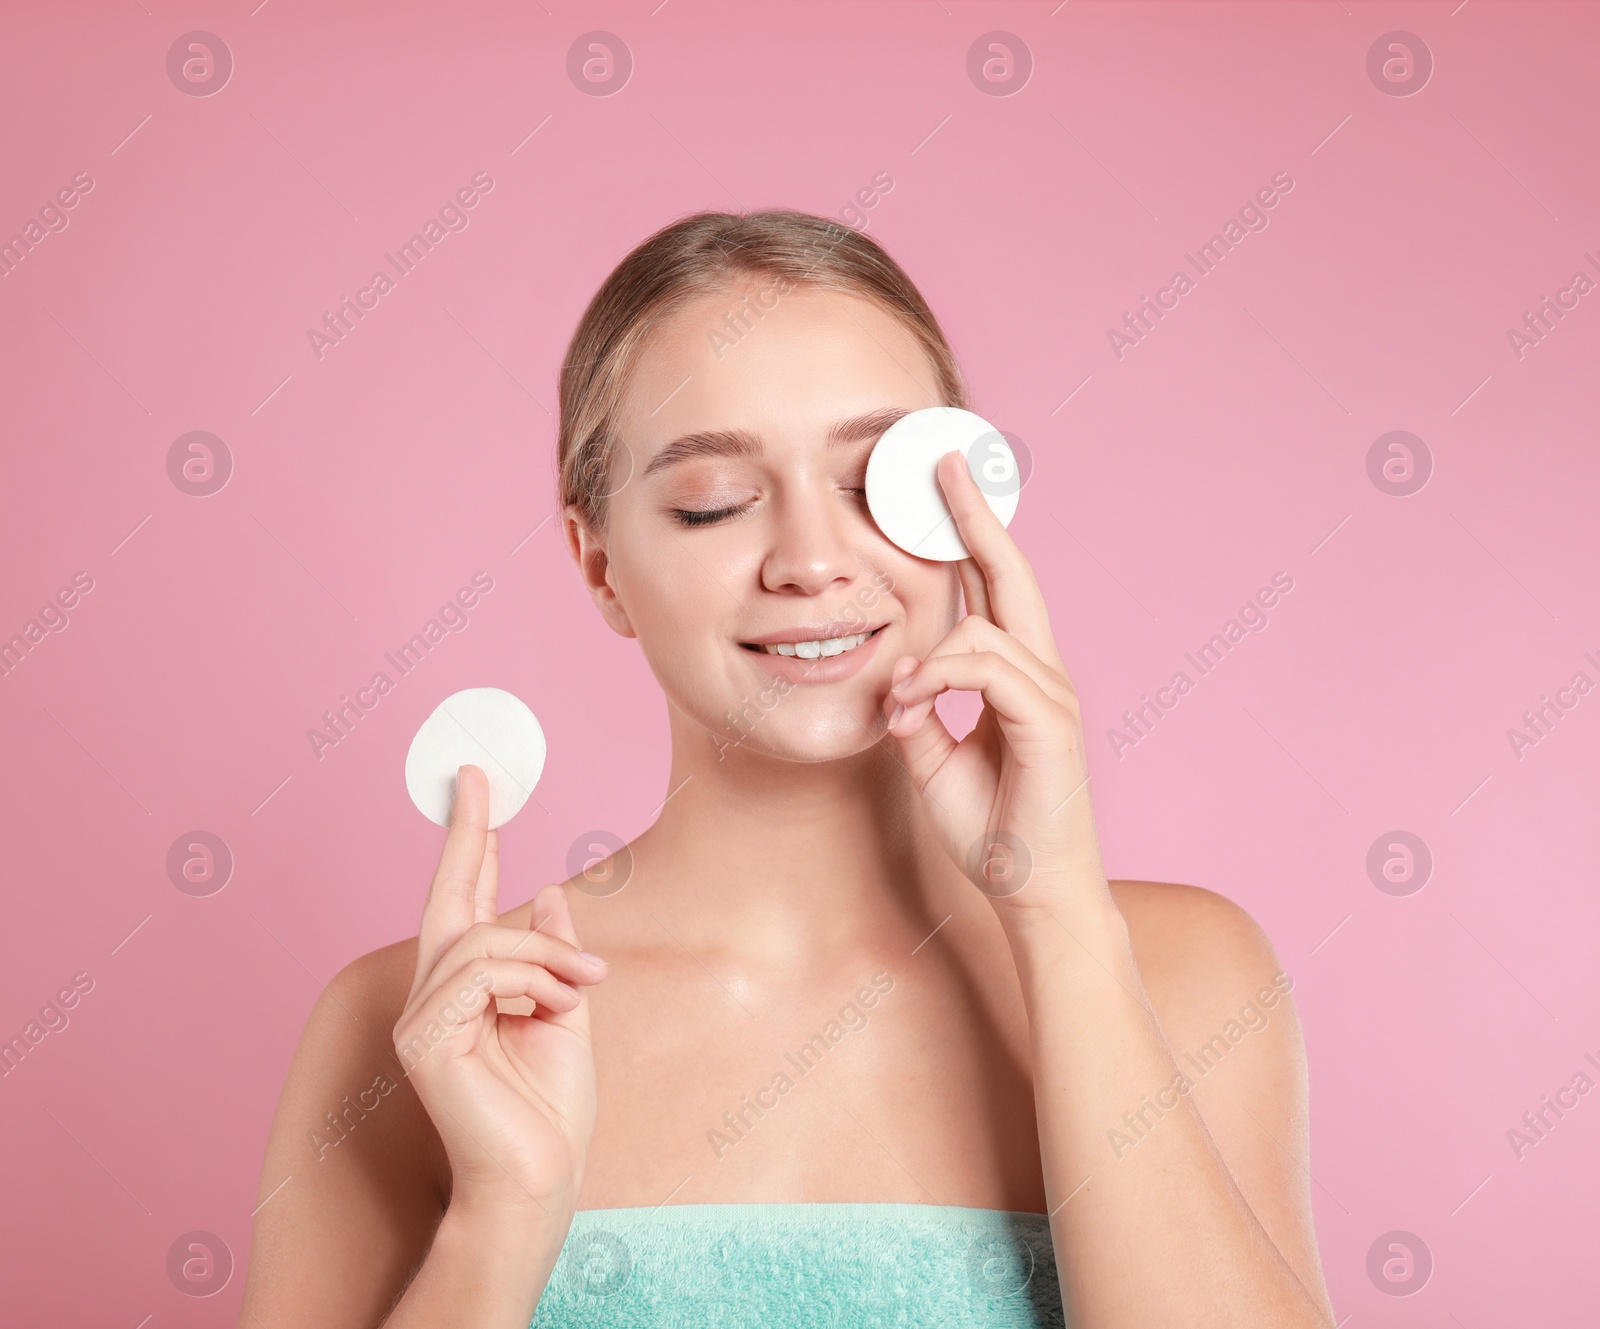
[890,703,904,728]
[579,950,608,966]
[892,672,913,692]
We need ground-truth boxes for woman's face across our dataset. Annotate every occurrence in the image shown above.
[571,280,963,763]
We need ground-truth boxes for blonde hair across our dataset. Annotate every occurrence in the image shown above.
[557,209,968,534]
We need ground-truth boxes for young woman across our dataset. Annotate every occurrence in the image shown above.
[237,211,1335,1328]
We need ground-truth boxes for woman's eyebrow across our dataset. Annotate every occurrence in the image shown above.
[641,406,912,479]
[641,428,759,479]
[828,406,911,446]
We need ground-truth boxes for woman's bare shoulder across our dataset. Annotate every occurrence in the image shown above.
[1104,880,1325,1311]
[237,934,448,1327]
[331,931,420,999]
[1105,878,1305,1089]
[1108,878,1290,1001]
[312,934,430,1099]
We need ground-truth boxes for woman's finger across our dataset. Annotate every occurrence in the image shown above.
[480,827,500,925]
[920,612,1076,710]
[413,765,495,994]
[936,451,1063,670]
[892,649,1065,754]
[530,882,583,951]
[957,555,993,623]
[431,956,584,1021]
[884,655,960,789]
[397,959,583,1067]
[524,884,595,1033]
[416,921,608,1005]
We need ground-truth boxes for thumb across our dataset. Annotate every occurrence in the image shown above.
[888,689,959,791]
[529,881,581,950]
[525,883,594,1036]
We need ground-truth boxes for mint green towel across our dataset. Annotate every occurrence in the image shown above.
[528,1202,1066,1327]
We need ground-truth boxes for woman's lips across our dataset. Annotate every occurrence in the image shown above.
[738,625,886,684]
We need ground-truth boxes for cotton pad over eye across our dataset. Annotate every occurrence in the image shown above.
[404,687,547,829]
[864,407,1021,561]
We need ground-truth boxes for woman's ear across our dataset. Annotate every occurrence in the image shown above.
[563,503,637,640]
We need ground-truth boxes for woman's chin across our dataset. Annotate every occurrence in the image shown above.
[701,708,890,766]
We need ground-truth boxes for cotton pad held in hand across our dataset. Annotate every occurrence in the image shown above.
[865,407,1021,561]
[405,687,547,829]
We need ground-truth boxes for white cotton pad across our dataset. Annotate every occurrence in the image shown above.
[404,687,547,829]
[864,407,1021,561]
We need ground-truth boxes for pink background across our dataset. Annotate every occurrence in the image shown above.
[2,1,1596,1323]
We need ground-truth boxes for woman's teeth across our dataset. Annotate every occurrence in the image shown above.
[760,631,872,659]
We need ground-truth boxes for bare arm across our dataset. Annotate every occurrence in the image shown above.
[237,768,608,1328]
[234,943,459,1327]
[234,948,574,1329]
[1002,882,1334,1328]
[881,451,1334,1325]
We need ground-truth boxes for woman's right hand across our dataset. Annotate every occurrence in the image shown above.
[394,763,609,1222]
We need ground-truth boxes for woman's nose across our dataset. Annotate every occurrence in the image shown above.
[758,482,865,595]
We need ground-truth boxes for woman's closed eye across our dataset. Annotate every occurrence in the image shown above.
[670,487,868,529]
[672,502,750,527]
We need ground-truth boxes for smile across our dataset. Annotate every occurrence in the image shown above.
[750,630,876,659]
[737,624,888,683]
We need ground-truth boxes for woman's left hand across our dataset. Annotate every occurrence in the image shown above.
[882,449,1109,913]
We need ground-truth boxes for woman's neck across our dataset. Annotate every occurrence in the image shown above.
[617,712,962,971]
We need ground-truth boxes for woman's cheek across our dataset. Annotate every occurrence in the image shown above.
[895,567,960,645]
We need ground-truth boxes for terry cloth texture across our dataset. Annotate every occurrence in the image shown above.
[528,1202,1066,1328]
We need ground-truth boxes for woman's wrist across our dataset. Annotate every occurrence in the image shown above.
[444,1180,580,1243]
[993,877,1136,988]
[430,1192,576,1323]
[380,1191,577,1329]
